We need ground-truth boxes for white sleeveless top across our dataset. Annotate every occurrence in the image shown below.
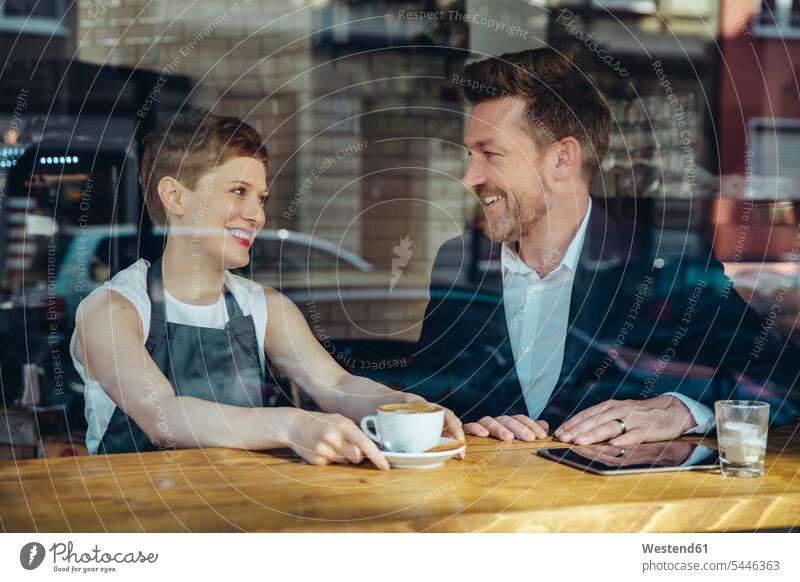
[69,259,268,454]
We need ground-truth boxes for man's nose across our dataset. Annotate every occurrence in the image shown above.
[462,157,486,191]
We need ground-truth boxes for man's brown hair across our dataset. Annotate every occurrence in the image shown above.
[139,109,269,225]
[460,48,611,183]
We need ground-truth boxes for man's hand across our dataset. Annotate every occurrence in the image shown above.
[553,396,696,447]
[463,414,549,442]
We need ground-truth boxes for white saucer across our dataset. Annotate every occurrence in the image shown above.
[381,437,466,469]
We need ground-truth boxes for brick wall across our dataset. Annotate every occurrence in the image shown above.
[77,0,472,343]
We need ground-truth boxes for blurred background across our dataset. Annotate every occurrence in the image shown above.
[1,0,799,457]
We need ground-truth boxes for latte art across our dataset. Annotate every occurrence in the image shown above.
[378,403,441,414]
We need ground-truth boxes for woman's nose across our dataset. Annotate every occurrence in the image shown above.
[241,194,264,223]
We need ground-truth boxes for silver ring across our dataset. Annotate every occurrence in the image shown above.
[613,418,626,435]
[615,448,626,457]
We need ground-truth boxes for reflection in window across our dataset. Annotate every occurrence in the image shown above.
[2,0,61,18]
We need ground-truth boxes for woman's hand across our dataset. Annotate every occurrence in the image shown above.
[402,393,465,451]
[282,409,390,470]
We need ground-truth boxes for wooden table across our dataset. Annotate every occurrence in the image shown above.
[1,427,799,532]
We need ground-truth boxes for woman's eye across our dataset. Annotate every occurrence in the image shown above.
[258,196,268,206]
[231,187,246,196]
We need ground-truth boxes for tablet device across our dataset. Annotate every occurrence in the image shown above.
[535,441,719,475]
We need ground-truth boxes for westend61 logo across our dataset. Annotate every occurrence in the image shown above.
[19,541,158,573]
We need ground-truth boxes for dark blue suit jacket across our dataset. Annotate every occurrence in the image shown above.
[405,201,800,428]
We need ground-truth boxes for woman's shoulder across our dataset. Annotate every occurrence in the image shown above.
[76,259,150,328]
[110,258,149,290]
[255,282,287,303]
[259,285,303,320]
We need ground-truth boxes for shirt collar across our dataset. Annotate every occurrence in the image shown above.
[501,198,592,278]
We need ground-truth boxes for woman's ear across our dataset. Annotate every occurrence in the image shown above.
[157,177,186,220]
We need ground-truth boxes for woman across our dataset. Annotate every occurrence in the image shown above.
[70,110,462,468]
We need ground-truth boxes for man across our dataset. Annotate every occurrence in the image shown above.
[406,49,800,448]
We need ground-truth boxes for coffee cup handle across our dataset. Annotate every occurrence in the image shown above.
[360,415,381,444]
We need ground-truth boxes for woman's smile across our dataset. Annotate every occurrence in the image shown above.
[226,227,254,248]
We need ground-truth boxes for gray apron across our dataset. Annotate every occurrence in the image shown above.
[98,258,281,454]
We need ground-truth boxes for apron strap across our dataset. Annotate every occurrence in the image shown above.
[146,258,245,338]
[222,278,244,320]
[146,258,167,325]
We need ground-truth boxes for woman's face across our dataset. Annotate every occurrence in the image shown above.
[179,156,268,270]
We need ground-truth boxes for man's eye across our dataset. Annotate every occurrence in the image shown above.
[484,151,497,159]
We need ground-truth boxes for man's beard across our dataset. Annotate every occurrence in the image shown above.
[477,184,551,243]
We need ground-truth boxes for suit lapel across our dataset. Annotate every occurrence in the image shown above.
[557,203,627,389]
[473,240,525,413]
[469,201,630,419]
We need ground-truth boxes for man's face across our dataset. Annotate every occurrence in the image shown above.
[462,97,552,243]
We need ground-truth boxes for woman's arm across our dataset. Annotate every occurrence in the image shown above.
[76,289,389,467]
[75,289,297,451]
[262,288,464,440]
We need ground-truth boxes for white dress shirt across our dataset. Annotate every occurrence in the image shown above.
[501,200,715,433]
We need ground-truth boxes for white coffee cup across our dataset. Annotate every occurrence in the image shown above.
[360,403,444,453]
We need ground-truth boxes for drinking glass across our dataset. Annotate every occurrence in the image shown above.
[715,400,769,477]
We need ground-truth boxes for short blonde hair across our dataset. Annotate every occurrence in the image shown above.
[139,109,269,225]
